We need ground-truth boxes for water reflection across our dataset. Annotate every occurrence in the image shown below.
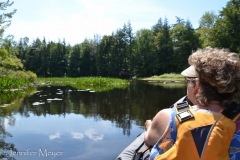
[85,129,104,141]
[0,80,187,159]
[49,132,60,140]
[0,89,38,160]
[0,116,18,160]
[71,132,84,140]
[1,81,187,135]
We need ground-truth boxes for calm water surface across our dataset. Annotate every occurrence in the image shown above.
[0,80,186,160]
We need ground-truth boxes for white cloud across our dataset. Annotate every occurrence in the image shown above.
[49,132,60,140]
[85,129,104,141]
[71,132,84,140]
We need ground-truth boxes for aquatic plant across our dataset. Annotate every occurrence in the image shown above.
[36,77,129,92]
[0,77,31,91]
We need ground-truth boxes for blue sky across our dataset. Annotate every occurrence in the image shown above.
[4,0,229,46]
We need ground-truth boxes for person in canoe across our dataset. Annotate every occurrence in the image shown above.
[117,47,240,160]
[145,47,240,160]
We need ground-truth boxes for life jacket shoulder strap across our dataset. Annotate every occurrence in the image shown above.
[175,101,194,123]
[222,100,240,122]
[175,100,240,123]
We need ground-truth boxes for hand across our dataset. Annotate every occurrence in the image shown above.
[145,120,152,130]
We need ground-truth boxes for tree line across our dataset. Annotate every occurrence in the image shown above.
[1,0,240,78]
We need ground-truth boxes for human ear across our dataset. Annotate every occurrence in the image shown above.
[193,81,200,95]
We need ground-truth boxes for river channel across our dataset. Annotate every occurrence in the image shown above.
[0,80,187,160]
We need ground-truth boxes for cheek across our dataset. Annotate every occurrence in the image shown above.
[187,85,194,101]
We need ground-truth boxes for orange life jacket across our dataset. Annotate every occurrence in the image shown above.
[154,101,240,160]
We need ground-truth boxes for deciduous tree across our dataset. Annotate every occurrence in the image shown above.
[210,0,240,52]
[0,0,16,38]
[198,11,218,48]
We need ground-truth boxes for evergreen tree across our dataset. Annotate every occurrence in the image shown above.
[68,44,81,77]
[49,40,69,77]
[108,32,120,77]
[38,37,50,77]
[171,19,200,72]
[153,18,173,74]
[151,18,163,35]
[112,29,125,77]
[122,23,128,72]
[97,35,112,77]
[24,38,42,74]
[79,40,91,76]
[16,37,29,65]
[126,21,134,77]
[133,29,154,77]
[88,39,97,76]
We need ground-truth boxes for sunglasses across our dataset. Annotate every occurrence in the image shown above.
[185,77,198,83]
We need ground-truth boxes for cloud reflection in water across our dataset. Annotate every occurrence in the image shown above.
[85,128,104,141]
[71,132,84,140]
[49,132,60,140]
[48,129,103,141]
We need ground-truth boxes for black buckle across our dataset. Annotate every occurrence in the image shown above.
[132,152,143,160]
[222,100,240,120]
[176,101,189,112]
[176,110,194,123]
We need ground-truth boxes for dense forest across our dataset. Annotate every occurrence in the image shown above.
[1,0,240,79]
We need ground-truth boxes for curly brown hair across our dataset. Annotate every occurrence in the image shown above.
[188,47,240,106]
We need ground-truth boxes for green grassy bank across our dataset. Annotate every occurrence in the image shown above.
[35,77,130,92]
[137,73,185,81]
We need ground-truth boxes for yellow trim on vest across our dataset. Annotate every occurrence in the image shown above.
[233,113,240,122]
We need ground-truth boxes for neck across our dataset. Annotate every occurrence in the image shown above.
[196,101,223,112]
